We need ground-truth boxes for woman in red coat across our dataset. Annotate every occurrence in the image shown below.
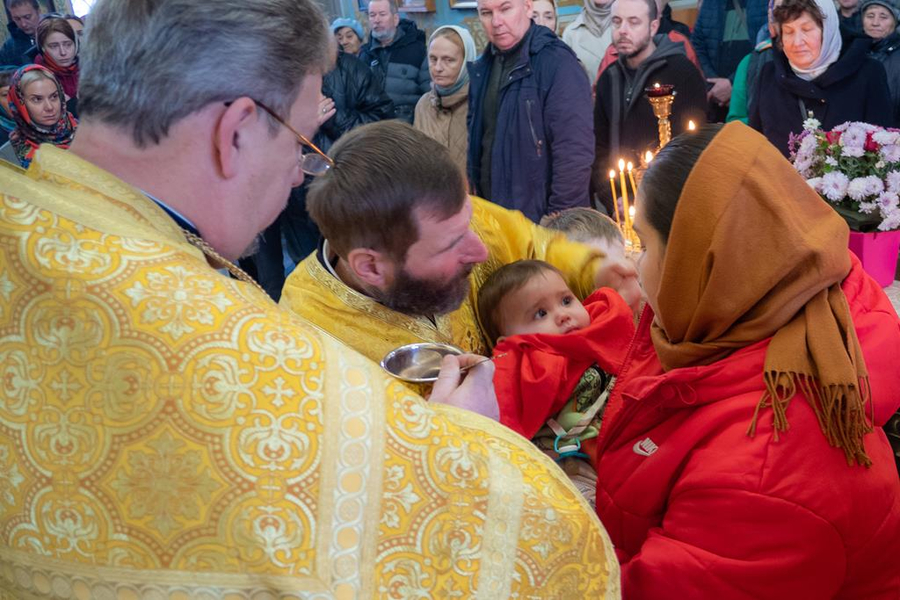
[596,121,900,598]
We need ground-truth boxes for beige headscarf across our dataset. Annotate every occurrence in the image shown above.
[651,122,873,466]
[580,0,614,37]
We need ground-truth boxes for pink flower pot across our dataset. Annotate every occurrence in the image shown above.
[847,230,900,287]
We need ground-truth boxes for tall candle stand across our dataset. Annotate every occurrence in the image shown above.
[645,83,676,149]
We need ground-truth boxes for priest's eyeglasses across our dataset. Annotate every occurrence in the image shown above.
[226,99,334,176]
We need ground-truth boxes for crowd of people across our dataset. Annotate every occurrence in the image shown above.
[2,0,899,202]
[1,0,900,597]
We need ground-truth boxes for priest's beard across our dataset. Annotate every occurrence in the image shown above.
[372,265,474,317]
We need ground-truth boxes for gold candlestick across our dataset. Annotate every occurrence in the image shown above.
[645,83,676,149]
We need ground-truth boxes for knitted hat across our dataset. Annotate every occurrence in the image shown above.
[331,18,365,41]
[860,0,900,25]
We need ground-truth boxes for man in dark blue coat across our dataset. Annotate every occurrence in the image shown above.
[691,0,768,118]
[358,0,429,124]
[0,0,40,66]
[467,0,594,223]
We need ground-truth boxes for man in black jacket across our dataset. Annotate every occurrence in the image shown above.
[594,0,707,202]
[0,0,40,66]
[358,0,429,123]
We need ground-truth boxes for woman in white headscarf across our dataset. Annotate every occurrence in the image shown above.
[749,0,894,155]
[562,0,615,85]
[414,25,477,174]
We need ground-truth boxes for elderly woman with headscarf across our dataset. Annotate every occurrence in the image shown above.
[413,25,476,174]
[595,121,900,597]
[862,0,900,122]
[749,0,893,155]
[562,0,615,85]
[0,64,76,168]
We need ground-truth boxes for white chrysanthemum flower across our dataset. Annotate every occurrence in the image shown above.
[803,117,821,132]
[878,191,899,211]
[887,171,900,193]
[847,177,871,201]
[880,144,900,164]
[873,129,900,146]
[878,207,900,231]
[840,125,867,153]
[820,171,850,202]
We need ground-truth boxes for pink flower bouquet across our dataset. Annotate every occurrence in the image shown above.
[789,119,900,232]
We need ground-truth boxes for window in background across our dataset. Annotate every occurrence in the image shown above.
[71,0,95,17]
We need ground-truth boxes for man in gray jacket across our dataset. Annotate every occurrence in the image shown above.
[359,0,430,123]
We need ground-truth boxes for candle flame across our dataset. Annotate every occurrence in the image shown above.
[626,161,634,171]
[645,151,654,164]
[618,158,625,171]
[609,169,616,179]
[688,120,696,131]
[629,206,636,218]
[653,82,660,89]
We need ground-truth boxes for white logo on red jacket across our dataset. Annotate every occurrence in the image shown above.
[633,437,659,456]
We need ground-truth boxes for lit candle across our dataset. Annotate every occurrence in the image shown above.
[608,169,621,227]
[626,161,639,206]
[688,120,696,131]
[645,150,654,164]
[618,158,632,230]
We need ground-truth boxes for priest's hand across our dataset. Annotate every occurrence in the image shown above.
[429,354,500,421]
[595,259,642,312]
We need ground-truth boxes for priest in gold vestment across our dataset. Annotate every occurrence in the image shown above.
[0,1,621,598]
[280,121,640,367]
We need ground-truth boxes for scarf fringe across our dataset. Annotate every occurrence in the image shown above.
[747,371,874,467]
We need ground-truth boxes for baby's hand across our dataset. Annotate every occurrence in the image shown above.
[595,259,641,311]
[429,354,499,421]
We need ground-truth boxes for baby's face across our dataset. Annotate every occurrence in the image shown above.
[498,270,591,338]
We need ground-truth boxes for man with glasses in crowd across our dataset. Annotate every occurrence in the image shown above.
[0,0,621,597]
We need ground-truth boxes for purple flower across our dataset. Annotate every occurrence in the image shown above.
[820,171,850,201]
[806,177,823,192]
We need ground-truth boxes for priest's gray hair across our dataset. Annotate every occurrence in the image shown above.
[78,0,331,147]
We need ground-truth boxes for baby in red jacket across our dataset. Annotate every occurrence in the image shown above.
[478,259,635,506]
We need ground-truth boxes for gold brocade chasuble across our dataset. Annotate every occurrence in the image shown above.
[0,147,619,599]
[281,196,603,365]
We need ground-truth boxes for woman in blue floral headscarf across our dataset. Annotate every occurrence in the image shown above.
[7,64,77,168]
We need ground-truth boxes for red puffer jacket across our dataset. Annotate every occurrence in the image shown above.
[595,257,900,599]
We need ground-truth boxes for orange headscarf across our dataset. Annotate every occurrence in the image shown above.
[650,122,872,466]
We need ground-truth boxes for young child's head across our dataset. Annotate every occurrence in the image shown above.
[540,207,626,262]
[478,260,591,345]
